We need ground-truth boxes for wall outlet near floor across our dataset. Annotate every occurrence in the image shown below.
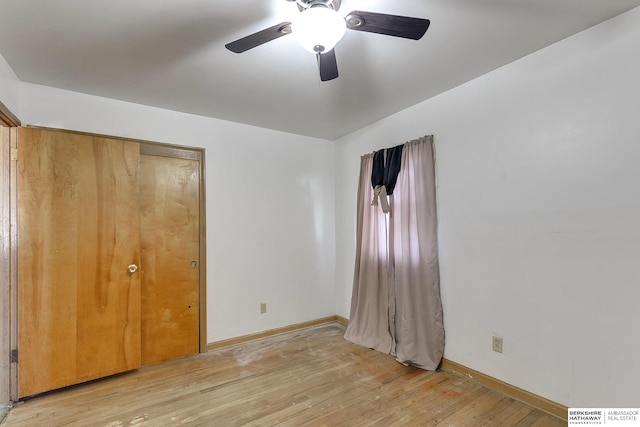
[260,303,267,314]
[492,336,503,353]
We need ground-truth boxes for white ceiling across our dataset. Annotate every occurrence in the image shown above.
[1,0,639,140]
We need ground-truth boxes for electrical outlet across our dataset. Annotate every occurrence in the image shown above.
[492,336,503,353]
[260,303,267,314]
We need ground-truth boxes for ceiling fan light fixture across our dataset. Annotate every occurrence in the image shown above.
[291,6,346,54]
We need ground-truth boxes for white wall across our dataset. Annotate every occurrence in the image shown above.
[20,83,337,343]
[335,7,640,408]
[0,52,20,119]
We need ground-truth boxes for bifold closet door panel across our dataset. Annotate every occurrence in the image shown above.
[17,128,141,398]
[140,155,200,365]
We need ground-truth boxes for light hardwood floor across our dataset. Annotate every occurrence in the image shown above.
[3,324,564,426]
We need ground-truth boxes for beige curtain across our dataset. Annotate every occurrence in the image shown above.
[343,154,393,354]
[345,136,444,370]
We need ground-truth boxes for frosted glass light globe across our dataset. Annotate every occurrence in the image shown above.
[291,7,346,54]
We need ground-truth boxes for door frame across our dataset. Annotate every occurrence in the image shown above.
[7,127,207,402]
[0,99,21,127]
[1,100,20,404]
[0,125,9,405]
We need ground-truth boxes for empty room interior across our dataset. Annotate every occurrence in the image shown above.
[1,1,640,425]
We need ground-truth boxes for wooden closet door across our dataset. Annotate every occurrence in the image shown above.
[17,128,141,397]
[140,154,200,365]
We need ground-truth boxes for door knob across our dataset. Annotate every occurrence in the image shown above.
[127,264,138,274]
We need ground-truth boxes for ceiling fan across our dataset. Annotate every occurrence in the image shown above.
[225,0,430,82]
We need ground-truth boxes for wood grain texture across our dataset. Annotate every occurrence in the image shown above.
[17,128,141,397]
[140,144,201,161]
[5,324,565,426]
[0,126,10,403]
[74,136,142,381]
[140,155,200,365]
[8,127,18,401]
[440,359,568,420]
[206,316,340,351]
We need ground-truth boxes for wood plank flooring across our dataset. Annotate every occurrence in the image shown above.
[3,324,564,426]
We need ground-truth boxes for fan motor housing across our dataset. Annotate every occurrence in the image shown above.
[288,0,342,12]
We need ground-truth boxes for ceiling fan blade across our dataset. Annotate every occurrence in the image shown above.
[225,22,292,53]
[345,11,430,40]
[317,49,339,82]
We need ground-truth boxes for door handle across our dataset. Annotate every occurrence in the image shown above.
[127,264,138,274]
